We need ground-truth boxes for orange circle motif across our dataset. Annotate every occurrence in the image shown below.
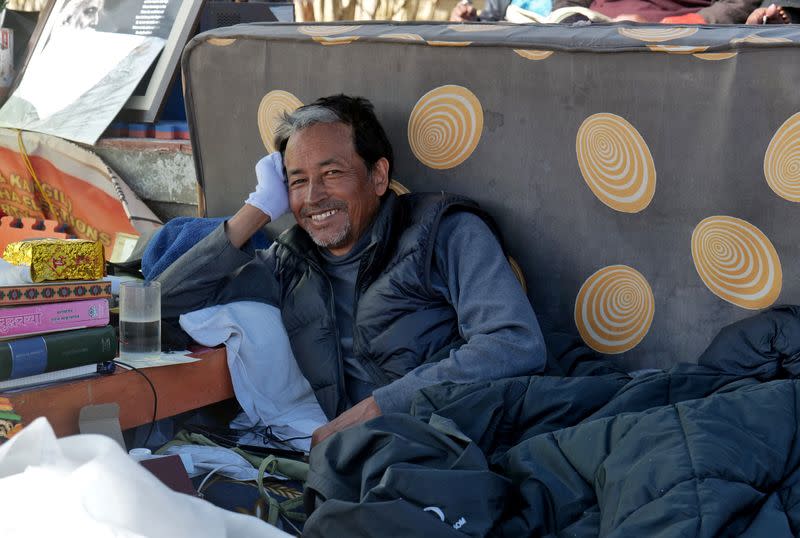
[257,91,303,153]
[576,113,656,213]
[691,216,782,309]
[574,265,655,354]
[764,112,800,202]
[408,85,483,170]
[617,27,698,42]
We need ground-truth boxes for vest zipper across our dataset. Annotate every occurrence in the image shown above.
[352,244,391,386]
[304,257,347,411]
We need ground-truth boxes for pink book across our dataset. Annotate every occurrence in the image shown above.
[0,298,109,339]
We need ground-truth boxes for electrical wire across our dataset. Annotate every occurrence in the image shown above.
[16,130,57,221]
[196,463,241,496]
[114,359,158,447]
[198,462,304,535]
[262,425,312,443]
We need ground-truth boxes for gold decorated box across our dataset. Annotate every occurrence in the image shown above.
[3,239,105,282]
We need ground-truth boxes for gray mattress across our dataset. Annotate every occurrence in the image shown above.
[182,22,800,369]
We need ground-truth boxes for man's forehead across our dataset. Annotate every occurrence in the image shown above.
[288,121,352,144]
[284,122,357,168]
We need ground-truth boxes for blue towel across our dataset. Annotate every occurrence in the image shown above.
[142,217,270,280]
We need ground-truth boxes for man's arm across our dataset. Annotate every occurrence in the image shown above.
[226,204,272,249]
[156,220,281,318]
[373,212,547,414]
[158,153,289,318]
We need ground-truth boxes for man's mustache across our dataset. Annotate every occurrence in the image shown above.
[300,201,347,218]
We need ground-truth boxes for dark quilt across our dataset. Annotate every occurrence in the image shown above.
[304,306,800,537]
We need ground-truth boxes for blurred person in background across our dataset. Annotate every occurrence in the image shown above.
[746,1,800,21]
[55,0,104,31]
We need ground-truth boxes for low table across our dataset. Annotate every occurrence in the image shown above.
[2,347,233,437]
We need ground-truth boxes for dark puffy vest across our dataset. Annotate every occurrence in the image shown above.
[273,191,498,419]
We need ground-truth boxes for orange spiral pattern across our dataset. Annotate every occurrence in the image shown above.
[312,36,360,45]
[514,49,554,60]
[207,38,236,46]
[379,33,425,41]
[647,45,709,54]
[575,265,655,354]
[692,216,782,310]
[447,24,509,32]
[408,85,483,170]
[576,113,656,213]
[618,27,698,42]
[298,25,361,37]
[257,90,304,153]
[693,52,737,61]
[764,112,800,202]
[731,34,792,45]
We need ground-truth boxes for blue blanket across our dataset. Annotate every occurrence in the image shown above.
[142,217,269,280]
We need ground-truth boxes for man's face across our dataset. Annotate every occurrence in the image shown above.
[284,122,389,256]
[65,0,104,29]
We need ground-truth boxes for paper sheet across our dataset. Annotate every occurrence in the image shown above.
[116,350,198,369]
[0,29,164,144]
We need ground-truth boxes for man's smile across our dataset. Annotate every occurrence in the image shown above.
[310,209,340,223]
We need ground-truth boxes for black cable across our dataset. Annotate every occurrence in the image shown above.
[243,425,312,455]
[114,360,158,447]
[262,425,312,443]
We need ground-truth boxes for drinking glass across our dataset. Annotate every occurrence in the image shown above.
[119,280,161,360]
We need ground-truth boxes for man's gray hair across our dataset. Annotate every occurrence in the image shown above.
[273,106,341,153]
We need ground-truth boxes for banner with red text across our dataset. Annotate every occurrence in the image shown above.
[0,128,160,259]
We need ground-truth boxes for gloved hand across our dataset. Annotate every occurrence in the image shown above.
[245,152,289,220]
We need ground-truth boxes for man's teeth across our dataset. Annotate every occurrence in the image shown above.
[311,210,337,221]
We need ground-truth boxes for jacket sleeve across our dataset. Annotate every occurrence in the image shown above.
[156,221,282,319]
[697,0,760,23]
[372,212,547,413]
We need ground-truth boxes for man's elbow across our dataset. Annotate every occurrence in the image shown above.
[515,316,548,374]
[520,335,547,374]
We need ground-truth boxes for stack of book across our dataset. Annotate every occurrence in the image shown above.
[0,240,118,392]
[0,396,22,443]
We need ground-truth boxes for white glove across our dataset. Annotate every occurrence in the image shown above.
[245,152,289,220]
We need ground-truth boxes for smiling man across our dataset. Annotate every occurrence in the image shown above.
[158,95,546,446]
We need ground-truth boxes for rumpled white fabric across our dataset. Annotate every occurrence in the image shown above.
[179,302,326,446]
[0,258,32,285]
[0,418,289,538]
[162,444,276,481]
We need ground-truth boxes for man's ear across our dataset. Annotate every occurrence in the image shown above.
[370,157,390,196]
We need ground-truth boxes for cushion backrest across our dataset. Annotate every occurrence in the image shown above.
[183,22,800,368]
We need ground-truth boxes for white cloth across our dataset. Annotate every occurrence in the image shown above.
[0,418,289,538]
[179,302,326,445]
[0,258,32,285]
[162,444,276,481]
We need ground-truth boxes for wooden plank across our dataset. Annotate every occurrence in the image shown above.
[2,347,233,437]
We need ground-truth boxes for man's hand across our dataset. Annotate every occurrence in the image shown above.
[311,396,382,448]
[450,1,478,21]
[245,152,289,220]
